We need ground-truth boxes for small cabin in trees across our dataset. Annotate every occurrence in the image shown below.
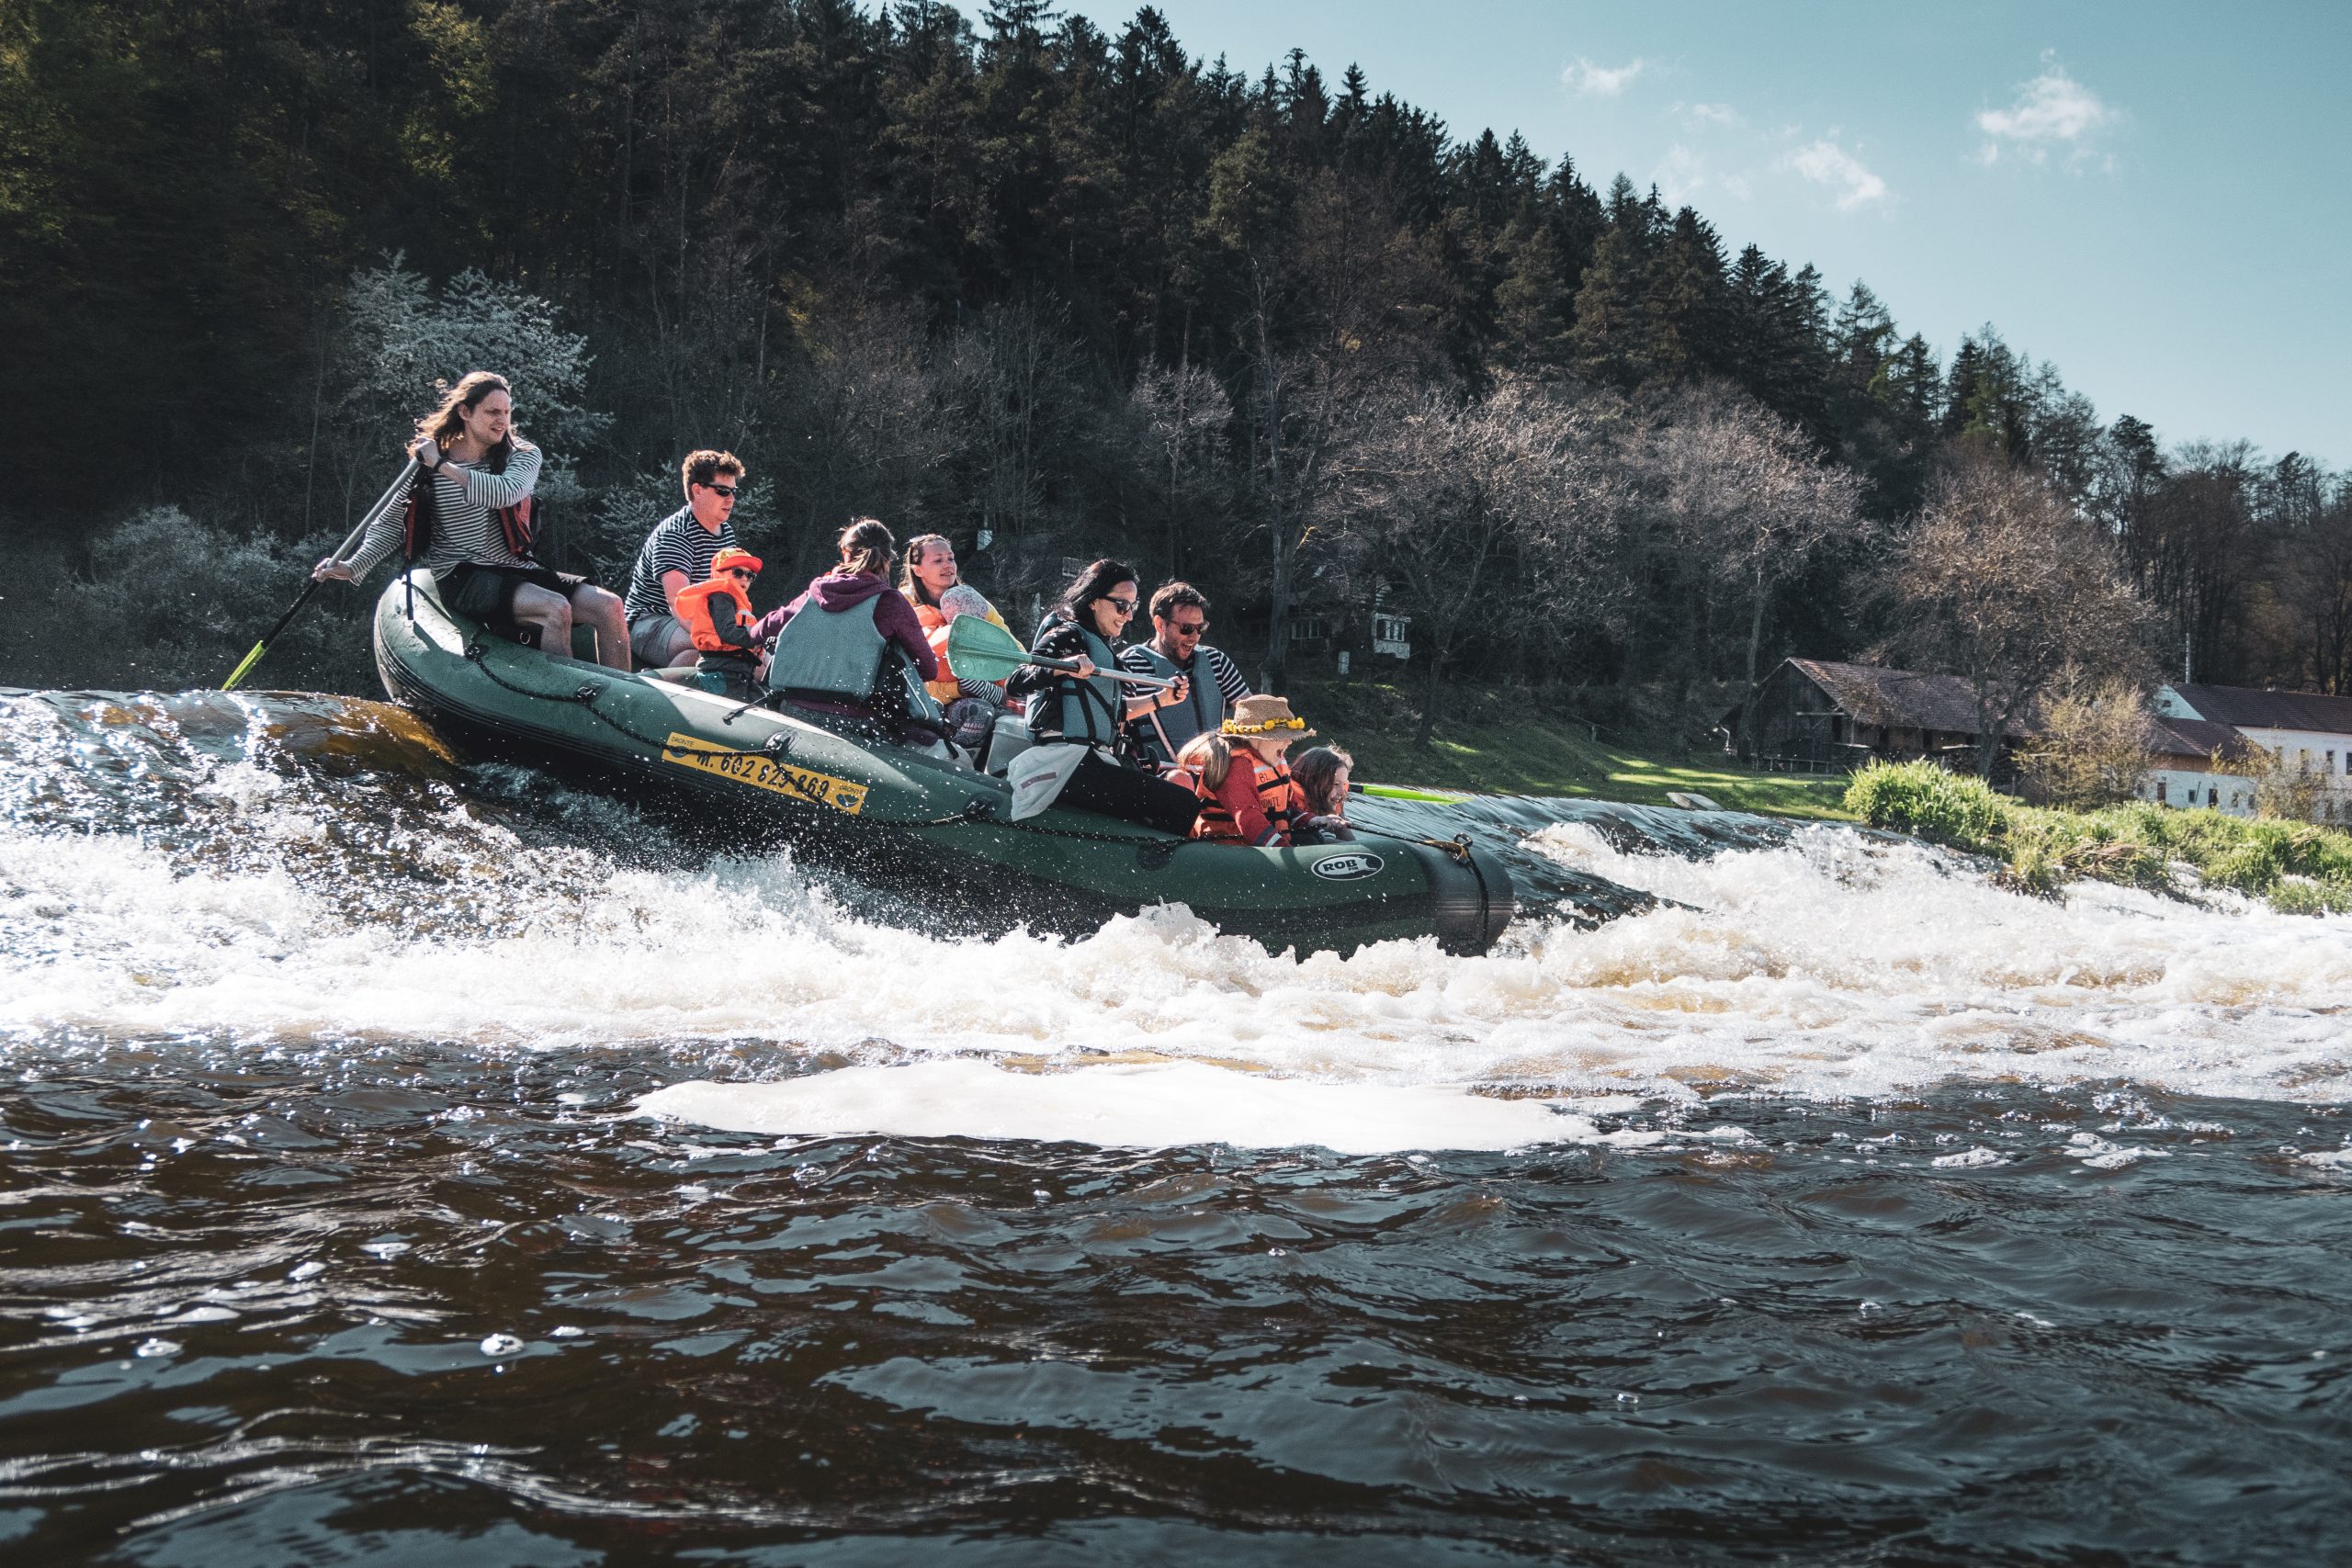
[1725,658,2037,774]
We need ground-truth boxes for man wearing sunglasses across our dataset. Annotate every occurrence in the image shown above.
[1117,581,1254,771]
[623,448,746,671]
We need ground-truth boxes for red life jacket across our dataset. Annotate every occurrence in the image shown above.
[1188,754,1298,845]
[495,494,543,558]
[400,471,437,561]
[676,578,759,658]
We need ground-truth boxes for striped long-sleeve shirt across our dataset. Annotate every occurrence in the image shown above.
[345,439,545,581]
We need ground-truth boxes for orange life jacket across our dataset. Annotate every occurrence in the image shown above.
[920,609,961,705]
[676,577,759,659]
[1188,754,1298,844]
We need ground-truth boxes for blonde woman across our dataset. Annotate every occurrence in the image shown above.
[899,534,1009,705]
[317,371,628,669]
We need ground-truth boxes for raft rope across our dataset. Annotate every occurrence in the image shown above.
[456,643,1496,873]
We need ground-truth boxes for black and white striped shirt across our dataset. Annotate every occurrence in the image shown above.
[623,505,738,624]
[1116,641,1250,705]
[345,439,544,581]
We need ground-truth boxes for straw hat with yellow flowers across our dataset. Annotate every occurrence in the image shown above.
[1221,694,1316,743]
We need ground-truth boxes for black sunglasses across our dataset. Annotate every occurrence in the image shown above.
[702,483,739,498]
[1102,595,1137,614]
[723,566,757,579]
[1168,620,1208,637]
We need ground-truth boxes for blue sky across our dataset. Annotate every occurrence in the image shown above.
[962,1,2349,468]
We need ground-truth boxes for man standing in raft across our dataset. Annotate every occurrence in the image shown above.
[1118,581,1250,772]
[316,371,629,669]
[624,450,746,671]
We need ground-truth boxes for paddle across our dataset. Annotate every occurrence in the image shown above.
[1351,782,1465,804]
[223,460,418,692]
[944,614,1179,690]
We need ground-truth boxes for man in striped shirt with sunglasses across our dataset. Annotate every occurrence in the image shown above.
[624,450,745,670]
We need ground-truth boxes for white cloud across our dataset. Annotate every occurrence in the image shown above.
[1975,60,2118,166]
[1657,145,1752,206]
[1564,57,1645,96]
[1785,138,1888,210]
[1687,102,1741,128]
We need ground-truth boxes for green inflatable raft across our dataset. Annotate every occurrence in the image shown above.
[372,572,1513,955]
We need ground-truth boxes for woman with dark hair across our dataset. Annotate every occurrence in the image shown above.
[316,371,628,669]
[757,518,938,719]
[1006,558,1199,832]
[1010,559,1193,748]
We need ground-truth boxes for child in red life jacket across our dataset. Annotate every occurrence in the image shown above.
[1170,694,1315,846]
[672,546,765,698]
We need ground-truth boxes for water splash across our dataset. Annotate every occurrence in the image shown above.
[5,690,2348,1135]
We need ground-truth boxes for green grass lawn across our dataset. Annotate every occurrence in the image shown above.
[1287,675,1856,821]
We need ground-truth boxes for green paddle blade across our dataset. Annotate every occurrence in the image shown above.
[1353,783,1465,804]
[944,613,1035,680]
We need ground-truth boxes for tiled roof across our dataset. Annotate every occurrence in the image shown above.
[1783,659,2037,739]
[2169,682,2352,736]
[2147,716,2257,765]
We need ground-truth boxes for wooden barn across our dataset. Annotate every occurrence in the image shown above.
[1725,658,2038,774]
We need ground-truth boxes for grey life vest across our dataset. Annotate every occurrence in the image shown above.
[1029,622,1124,746]
[1126,642,1227,766]
[764,595,888,705]
[763,593,944,725]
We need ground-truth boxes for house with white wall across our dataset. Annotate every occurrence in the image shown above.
[2154,683,2352,820]
[2144,715,2261,815]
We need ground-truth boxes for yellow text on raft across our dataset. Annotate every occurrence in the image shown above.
[660,733,870,816]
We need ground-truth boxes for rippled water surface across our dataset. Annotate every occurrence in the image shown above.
[4,689,2350,1565]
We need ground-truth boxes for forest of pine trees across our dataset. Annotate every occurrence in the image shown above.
[3,0,2346,728]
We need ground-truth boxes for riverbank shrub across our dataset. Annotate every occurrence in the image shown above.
[1844,759,2352,914]
[1840,761,2010,851]
[0,509,378,695]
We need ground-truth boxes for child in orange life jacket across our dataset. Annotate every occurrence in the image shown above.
[1171,694,1314,846]
[672,546,766,698]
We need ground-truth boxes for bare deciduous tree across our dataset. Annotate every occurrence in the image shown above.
[1644,387,1869,758]
[1327,379,1623,748]
[1128,358,1232,578]
[1878,454,2153,778]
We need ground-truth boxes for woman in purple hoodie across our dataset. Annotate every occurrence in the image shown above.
[757,519,939,719]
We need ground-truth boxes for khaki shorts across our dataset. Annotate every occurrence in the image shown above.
[628,614,694,668]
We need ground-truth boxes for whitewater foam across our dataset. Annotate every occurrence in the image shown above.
[6,691,2352,1132]
[639,1059,1591,1154]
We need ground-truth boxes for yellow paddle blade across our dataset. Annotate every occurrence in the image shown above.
[221,640,268,692]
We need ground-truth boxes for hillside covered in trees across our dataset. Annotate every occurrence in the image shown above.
[4,0,2346,733]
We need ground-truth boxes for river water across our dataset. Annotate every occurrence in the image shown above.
[3,688,2348,1565]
